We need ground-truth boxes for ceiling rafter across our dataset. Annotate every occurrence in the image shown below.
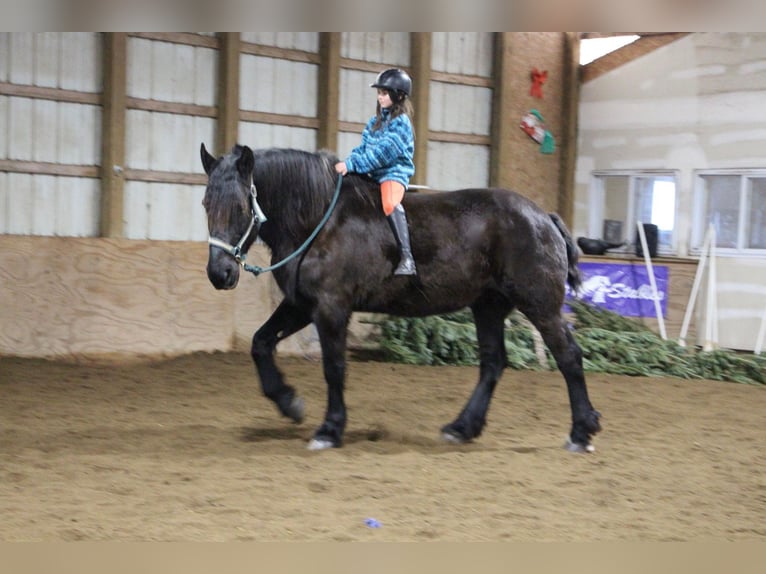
[580,33,690,83]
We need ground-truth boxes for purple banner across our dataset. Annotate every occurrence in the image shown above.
[565,262,668,318]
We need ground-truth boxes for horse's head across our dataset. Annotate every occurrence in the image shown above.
[200,143,265,290]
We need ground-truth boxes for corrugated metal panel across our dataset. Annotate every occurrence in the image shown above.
[125,110,215,173]
[239,121,317,151]
[60,33,101,92]
[124,181,207,241]
[241,32,319,52]
[341,33,410,66]
[57,102,100,165]
[1,174,99,236]
[0,172,7,231]
[6,173,33,233]
[8,97,33,160]
[429,83,492,135]
[0,96,5,159]
[34,33,59,88]
[240,54,317,117]
[56,176,99,236]
[426,142,490,190]
[336,132,358,162]
[431,33,493,76]
[4,98,100,164]
[0,34,9,81]
[338,68,378,125]
[127,37,216,105]
[8,33,33,84]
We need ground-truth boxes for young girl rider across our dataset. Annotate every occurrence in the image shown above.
[334,68,417,276]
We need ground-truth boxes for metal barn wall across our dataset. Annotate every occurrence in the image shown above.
[0,33,102,237]
[0,32,576,358]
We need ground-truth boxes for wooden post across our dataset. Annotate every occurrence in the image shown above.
[216,33,240,155]
[558,32,580,224]
[489,32,514,190]
[410,33,431,187]
[100,32,127,238]
[317,33,341,152]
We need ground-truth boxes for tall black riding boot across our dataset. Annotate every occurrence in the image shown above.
[386,204,417,276]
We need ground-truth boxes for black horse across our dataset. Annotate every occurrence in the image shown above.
[200,143,601,452]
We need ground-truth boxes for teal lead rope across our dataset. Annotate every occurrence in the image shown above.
[243,174,343,277]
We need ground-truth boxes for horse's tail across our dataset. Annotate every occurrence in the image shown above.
[549,213,581,293]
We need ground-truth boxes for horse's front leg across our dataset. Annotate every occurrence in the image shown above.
[251,299,312,423]
[307,306,351,450]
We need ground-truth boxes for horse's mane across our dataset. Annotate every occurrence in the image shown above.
[250,147,378,242]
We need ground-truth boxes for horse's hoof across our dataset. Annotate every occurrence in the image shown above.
[564,436,595,453]
[307,438,335,451]
[286,397,305,424]
[441,430,470,445]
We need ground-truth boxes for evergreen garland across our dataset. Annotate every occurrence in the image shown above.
[367,301,766,386]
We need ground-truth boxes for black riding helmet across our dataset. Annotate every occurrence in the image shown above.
[370,68,412,102]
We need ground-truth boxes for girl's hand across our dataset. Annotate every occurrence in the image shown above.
[335,161,348,175]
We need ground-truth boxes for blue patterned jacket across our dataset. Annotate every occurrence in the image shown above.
[345,109,415,187]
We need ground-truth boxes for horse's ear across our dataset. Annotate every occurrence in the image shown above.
[236,145,255,181]
[200,143,217,175]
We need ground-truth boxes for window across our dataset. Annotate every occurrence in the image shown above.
[589,171,678,255]
[693,171,766,253]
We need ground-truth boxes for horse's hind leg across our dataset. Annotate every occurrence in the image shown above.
[251,299,312,423]
[441,294,511,443]
[527,311,601,452]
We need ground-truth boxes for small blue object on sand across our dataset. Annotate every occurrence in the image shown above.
[364,518,382,528]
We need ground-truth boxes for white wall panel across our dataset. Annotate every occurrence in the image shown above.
[34,33,59,88]
[0,172,7,230]
[125,110,214,173]
[60,33,101,92]
[426,142,490,191]
[127,38,153,99]
[57,103,100,165]
[32,99,58,162]
[0,174,98,236]
[241,33,319,52]
[341,33,409,66]
[429,83,492,135]
[240,55,317,118]
[0,96,8,159]
[431,33,493,77]
[8,97,33,160]
[338,68,377,124]
[56,176,99,236]
[124,181,150,239]
[127,37,216,105]
[9,33,33,85]
[6,174,33,234]
[0,34,9,81]
[124,181,207,241]
[125,109,152,170]
[32,175,56,235]
[239,121,317,151]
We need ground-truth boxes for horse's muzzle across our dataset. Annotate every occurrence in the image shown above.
[207,257,240,290]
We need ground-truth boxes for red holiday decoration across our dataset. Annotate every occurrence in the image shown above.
[530,68,547,99]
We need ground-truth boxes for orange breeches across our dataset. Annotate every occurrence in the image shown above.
[380,180,405,216]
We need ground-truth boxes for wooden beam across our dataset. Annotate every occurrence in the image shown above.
[581,33,689,83]
[100,33,127,239]
[410,33,431,187]
[489,32,514,189]
[317,33,341,152]
[216,33,240,155]
[558,32,581,225]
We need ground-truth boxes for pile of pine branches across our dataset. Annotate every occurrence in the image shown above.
[367,301,766,386]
